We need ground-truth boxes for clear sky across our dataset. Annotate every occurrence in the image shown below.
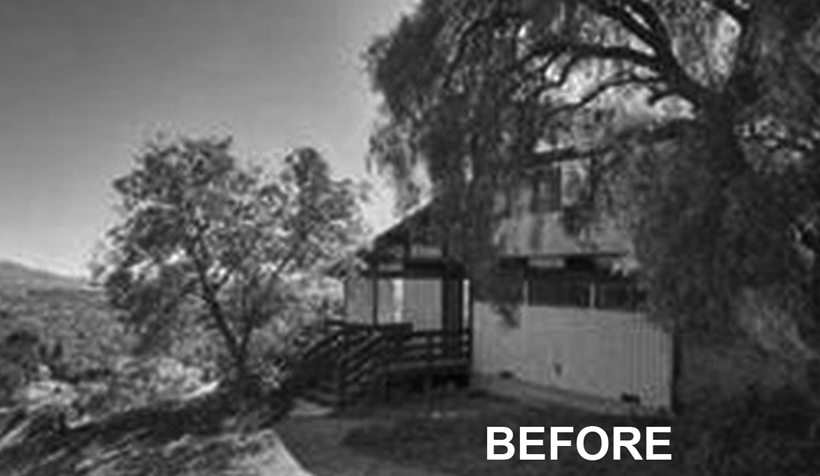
[0,0,413,277]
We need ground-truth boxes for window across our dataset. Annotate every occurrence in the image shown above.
[528,276,591,307]
[529,160,591,213]
[530,167,561,213]
[560,162,588,208]
[474,265,525,306]
[526,272,643,312]
[595,281,644,312]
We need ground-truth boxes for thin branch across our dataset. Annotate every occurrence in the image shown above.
[186,239,241,361]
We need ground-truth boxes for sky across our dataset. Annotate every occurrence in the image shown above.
[0,0,415,277]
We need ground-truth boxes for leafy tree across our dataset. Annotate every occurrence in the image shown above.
[366,0,820,354]
[99,137,364,389]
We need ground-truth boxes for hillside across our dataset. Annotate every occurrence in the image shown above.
[0,260,86,291]
[0,260,126,391]
[0,261,303,476]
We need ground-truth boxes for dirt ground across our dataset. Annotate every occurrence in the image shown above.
[277,390,677,476]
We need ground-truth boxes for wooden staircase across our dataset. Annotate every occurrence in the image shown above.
[282,322,402,407]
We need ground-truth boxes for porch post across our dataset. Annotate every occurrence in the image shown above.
[371,262,379,325]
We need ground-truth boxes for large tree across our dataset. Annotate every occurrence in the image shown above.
[99,137,363,388]
[367,0,820,357]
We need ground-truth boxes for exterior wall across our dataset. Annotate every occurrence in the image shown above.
[473,302,673,409]
[492,177,632,257]
[497,211,631,257]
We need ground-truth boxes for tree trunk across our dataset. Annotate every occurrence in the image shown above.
[808,260,820,402]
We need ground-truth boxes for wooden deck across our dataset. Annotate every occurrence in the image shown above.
[293,320,471,406]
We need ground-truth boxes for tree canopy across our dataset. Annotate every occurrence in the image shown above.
[366,0,820,352]
[98,137,364,386]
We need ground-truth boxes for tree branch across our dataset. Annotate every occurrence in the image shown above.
[182,216,243,365]
[188,242,241,363]
[581,0,706,104]
[520,38,660,73]
[542,72,663,118]
[583,0,671,58]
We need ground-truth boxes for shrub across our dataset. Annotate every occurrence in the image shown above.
[682,387,820,475]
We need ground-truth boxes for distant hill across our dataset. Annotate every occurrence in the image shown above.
[0,260,86,291]
[0,261,125,389]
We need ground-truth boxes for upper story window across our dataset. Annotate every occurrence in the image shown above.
[526,270,645,312]
[560,161,588,208]
[530,167,561,213]
[529,160,589,213]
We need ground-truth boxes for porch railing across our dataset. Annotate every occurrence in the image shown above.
[293,319,471,406]
[389,329,471,372]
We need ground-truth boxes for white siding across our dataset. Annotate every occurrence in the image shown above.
[474,303,673,409]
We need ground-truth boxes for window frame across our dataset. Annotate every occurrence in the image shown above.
[524,268,644,312]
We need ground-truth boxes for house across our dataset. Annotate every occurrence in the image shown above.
[337,154,675,412]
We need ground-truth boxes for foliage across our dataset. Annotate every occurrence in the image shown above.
[366,0,820,348]
[0,288,128,405]
[679,386,820,475]
[98,136,365,387]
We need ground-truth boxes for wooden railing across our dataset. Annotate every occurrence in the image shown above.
[331,331,391,404]
[288,320,471,406]
[390,330,471,372]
